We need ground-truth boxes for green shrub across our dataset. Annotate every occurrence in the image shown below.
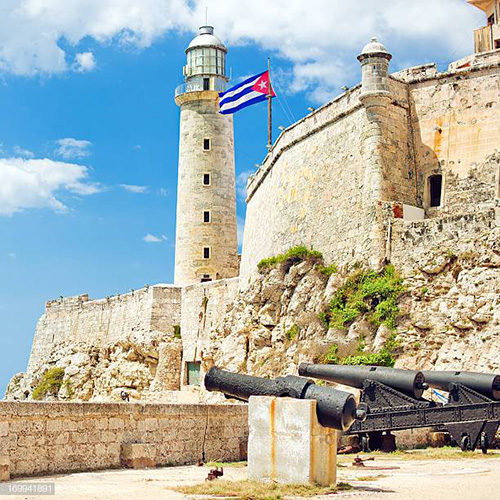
[316,264,338,276]
[173,325,181,339]
[321,344,340,364]
[285,325,299,342]
[32,367,65,400]
[324,265,404,330]
[257,245,323,272]
[319,334,399,368]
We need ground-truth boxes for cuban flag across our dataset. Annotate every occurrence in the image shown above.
[219,70,276,115]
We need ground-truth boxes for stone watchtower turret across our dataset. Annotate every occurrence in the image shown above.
[174,26,239,285]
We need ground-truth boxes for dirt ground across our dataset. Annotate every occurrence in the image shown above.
[3,450,500,500]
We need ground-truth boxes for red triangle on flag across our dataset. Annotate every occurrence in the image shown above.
[251,71,276,97]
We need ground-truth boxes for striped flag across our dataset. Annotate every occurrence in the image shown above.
[219,70,276,115]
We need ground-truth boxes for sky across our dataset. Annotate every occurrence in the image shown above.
[0,0,485,395]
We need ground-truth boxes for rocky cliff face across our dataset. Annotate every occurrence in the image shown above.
[203,227,500,377]
[6,333,182,402]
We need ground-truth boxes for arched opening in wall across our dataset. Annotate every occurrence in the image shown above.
[201,274,212,283]
[429,175,443,207]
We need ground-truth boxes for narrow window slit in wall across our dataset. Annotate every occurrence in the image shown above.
[429,175,443,207]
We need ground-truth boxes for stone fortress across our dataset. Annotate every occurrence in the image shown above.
[5,0,500,405]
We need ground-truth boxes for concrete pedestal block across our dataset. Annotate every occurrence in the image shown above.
[0,457,10,481]
[248,396,337,486]
[120,444,156,469]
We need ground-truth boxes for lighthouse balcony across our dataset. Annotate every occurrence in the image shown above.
[175,76,228,97]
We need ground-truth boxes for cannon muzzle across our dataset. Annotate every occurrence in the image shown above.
[298,363,428,399]
[422,370,500,400]
[204,367,364,431]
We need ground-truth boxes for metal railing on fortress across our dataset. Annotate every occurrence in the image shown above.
[174,77,227,97]
[298,363,500,454]
[204,367,367,431]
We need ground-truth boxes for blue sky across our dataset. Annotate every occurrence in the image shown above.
[0,1,484,394]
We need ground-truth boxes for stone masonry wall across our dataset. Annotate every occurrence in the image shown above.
[7,285,183,402]
[407,53,500,214]
[240,86,379,284]
[28,285,182,375]
[0,402,248,477]
[180,278,240,385]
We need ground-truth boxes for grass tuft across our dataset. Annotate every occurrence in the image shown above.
[285,324,299,342]
[32,367,65,400]
[322,265,404,331]
[257,245,324,272]
[175,480,352,500]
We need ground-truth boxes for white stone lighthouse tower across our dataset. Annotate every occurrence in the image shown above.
[174,26,239,285]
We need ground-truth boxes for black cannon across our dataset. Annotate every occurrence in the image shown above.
[298,363,500,453]
[422,370,500,401]
[204,366,366,431]
[299,363,428,399]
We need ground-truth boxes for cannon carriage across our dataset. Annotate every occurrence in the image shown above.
[299,363,500,453]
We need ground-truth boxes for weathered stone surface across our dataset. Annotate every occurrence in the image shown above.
[0,401,248,478]
[248,397,337,486]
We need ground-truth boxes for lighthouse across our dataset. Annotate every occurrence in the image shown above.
[174,26,239,285]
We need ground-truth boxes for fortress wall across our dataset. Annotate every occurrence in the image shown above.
[241,88,380,282]
[408,57,500,214]
[382,79,418,206]
[390,208,497,272]
[0,401,248,477]
[27,286,182,374]
[180,278,240,379]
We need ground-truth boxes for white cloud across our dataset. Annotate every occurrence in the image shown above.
[0,1,484,101]
[143,233,167,243]
[0,157,101,216]
[74,52,96,72]
[159,188,168,197]
[7,253,16,259]
[13,146,35,159]
[55,138,92,160]
[120,184,149,194]
[236,170,254,200]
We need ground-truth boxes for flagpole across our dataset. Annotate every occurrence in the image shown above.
[267,57,272,148]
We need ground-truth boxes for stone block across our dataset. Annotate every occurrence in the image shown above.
[0,457,9,482]
[0,422,8,437]
[46,420,63,432]
[248,396,337,486]
[120,443,156,469]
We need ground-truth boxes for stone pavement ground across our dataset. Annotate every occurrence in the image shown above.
[2,451,499,500]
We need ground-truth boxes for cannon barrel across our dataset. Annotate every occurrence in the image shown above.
[298,363,428,399]
[422,370,500,401]
[204,367,365,431]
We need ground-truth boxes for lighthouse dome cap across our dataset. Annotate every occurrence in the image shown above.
[359,37,392,58]
[187,26,227,53]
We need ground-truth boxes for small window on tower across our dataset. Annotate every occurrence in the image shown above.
[201,274,212,283]
[203,247,210,259]
[203,138,211,151]
[203,211,211,223]
[429,175,443,207]
[203,78,210,91]
[203,173,211,186]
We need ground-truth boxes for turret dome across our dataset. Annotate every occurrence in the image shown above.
[358,37,392,61]
[187,26,227,53]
